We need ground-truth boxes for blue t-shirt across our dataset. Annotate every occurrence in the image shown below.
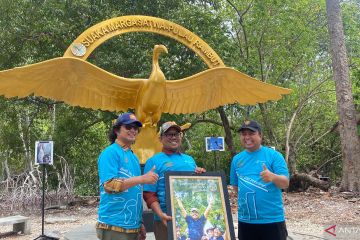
[143,152,197,220]
[97,143,142,229]
[230,146,289,224]
[186,215,206,240]
[177,235,186,240]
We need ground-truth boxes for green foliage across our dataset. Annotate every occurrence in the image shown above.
[0,0,359,195]
[183,110,237,181]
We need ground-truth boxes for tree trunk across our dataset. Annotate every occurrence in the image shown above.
[326,0,360,192]
[287,143,297,176]
[17,109,33,171]
[1,151,11,181]
[217,107,236,157]
[285,106,300,163]
[291,173,331,192]
[258,103,277,146]
[49,103,56,140]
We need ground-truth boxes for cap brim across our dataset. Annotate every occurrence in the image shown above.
[190,208,199,213]
[122,119,143,127]
[165,125,181,132]
[238,126,258,132]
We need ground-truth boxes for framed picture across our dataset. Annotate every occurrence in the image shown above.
[165,171,235,240]
[205,137,225,152]
[35,141,54,165]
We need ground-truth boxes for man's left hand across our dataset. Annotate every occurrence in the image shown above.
[138,224,146,240]
[195,167,206,173]
[160,213,172,226]
[260,164,274,182]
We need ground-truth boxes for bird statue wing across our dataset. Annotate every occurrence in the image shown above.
[163,67,292,114]
[0,57,143,111]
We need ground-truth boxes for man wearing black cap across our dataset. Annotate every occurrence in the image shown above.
[96,112,159,240]
[143,121,206,240]
[230,120,289,240]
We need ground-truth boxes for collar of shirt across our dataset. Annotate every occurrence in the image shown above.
[162,148,181,155]
[115,139,131,151]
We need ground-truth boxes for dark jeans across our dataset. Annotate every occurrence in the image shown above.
[238,221,288,240]
[153,220,168,240]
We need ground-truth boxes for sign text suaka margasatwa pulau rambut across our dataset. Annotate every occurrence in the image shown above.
[64,15,224,68]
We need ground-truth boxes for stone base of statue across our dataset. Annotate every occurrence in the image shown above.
[133,125,162,164]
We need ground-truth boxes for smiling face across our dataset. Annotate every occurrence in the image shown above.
[190,210,200,220]
[239,129,262,152]
[116,124,140,145]
[214,228,222,236]
[160,127,182,152]
[207,229,214,237]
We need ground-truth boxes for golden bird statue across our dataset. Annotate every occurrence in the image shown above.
[136,45,168,126]
[0,44,291,162]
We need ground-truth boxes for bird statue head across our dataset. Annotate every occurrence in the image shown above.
[153,44,168,64]
[154,44,168,54]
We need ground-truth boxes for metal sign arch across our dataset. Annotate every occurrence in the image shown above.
[64,15,224,68]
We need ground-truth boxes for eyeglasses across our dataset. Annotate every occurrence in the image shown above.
[163,132,182,138]
[123,124,140,131]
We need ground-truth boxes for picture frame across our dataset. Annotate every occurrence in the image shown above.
[165,171,235,240]
[35,141,54,165]
[205,137,225,152]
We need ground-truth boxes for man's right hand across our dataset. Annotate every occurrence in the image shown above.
[160,212,172,226]
[142,166,158,184]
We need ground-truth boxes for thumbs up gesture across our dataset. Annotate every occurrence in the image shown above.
[142,166,159,184]
[260,164,274,183]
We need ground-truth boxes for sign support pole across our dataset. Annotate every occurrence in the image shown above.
[33,165,59,240]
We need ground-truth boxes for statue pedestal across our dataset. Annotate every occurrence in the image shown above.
[133,125,162,164]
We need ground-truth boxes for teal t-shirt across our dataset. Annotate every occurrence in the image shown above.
[230,146,289,224]
[143,152,197,221]
[97,143,142,229]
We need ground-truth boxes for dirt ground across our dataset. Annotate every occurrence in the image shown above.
[0,189,359,240]
[284,189,360,238]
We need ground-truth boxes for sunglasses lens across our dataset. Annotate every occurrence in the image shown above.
[125,124,139,131]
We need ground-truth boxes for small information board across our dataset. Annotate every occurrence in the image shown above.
[35,141,54,165]
[205,137,225,152]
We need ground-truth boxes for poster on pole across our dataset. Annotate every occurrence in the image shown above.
[35,141,54,165]
[205,137,225,152]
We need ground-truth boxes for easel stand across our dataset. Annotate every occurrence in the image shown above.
[213,151,220,170]
[34,164,59,240]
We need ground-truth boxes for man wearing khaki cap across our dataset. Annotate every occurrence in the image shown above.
[143,121,206,240]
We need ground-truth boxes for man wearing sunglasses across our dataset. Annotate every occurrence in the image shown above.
[143,121,206,240]
[97,112,159,240]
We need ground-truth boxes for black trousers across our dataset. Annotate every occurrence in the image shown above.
[238,221,288,240]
